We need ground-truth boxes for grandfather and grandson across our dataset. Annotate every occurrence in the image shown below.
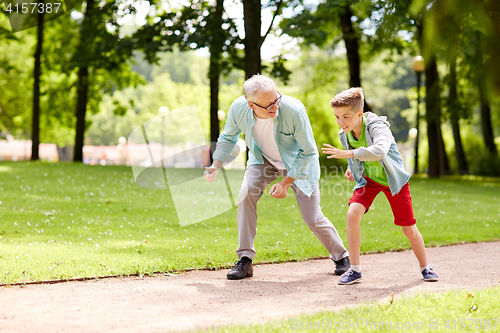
[204,75,438,285]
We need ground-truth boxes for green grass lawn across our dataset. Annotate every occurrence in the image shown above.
[200,287,500,332]
[1,162,499,284]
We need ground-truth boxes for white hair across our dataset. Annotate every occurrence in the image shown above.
[242,74,276,101]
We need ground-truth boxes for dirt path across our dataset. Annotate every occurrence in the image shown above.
[1,241,499,333]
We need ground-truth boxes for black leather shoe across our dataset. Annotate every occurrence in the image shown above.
[334,256,350,276]
[227,257,253,280]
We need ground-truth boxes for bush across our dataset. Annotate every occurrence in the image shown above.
[472,152,500,177]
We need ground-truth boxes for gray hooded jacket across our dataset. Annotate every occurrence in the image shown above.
[339,112,410,196]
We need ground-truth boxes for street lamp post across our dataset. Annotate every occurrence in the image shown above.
[412,56,425,175]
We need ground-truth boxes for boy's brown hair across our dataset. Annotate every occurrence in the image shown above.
[330,87,364,111]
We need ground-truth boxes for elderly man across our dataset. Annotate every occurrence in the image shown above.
[204,74,349,280]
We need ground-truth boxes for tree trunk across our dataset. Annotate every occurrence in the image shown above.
[424,57,441,177]
[478,81,497,155]
[478,83,497,155]
[425,56,450,177]
[242,0,262,163]
[338,3,369,111]
[209,0,224,163]
[73,66,89,162]
[243,0,262,78]
[436,117,449,175]
[475,32,497,155]
[73,0,95,162]
[417,19,448,176]
[31,7,44,161]
[448,57,468,174]
[482,0,500,93]
[413,72,422,174]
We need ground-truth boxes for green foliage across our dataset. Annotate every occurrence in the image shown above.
[86,72,210,146]
[472,153,500,177]
[362,52,415,141]
[0,1,142,147]
[269,56,292,85]
[282,47,347,168]
[132,0,241,72]
[0,16,34,139]
[154,51,205,85]
[85,50,245,146]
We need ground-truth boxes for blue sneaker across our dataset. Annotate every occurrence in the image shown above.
[422,267,438,282]
[338,268,362,285]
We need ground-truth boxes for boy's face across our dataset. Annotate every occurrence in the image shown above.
[333,106,364,134]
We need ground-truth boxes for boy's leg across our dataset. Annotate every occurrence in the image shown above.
[292,185,348,262]
[338,202,365,284]
[401,225,427,267]
[346,203,365,266]
[383,182,437,280]
[383,182,426,265]
[338,181,380,285]
[236,160,279,260]
[346,179,380,267]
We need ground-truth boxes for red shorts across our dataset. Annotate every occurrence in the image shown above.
[348,176,416,226]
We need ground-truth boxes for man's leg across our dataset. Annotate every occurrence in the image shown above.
[236,161,279,260]
[292,185,348,262]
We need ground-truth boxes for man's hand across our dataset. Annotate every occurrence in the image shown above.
[321,143,354,159]
[203,166,219,183]
[345,166,354,181]
[204,159,223,183]
[269,176,294,199]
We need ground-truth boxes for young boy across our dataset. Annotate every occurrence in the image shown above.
[321,87,438,285]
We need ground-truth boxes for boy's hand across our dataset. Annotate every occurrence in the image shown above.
[345,167,354,181]
[321,143,354,159]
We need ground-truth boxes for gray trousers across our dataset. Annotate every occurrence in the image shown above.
[236,159,349,261]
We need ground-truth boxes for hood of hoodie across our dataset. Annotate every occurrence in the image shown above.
[364,111,390,128]
[337,111,390,135]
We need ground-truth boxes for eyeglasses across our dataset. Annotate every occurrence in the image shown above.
[251,92,282,111]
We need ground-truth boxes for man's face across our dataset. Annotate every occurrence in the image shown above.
[247,89,281,119]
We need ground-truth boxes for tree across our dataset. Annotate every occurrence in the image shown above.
[0,12,77,147]
[72,0,139,161]
[281,0,371,110]
[0,20,32,139]
[241,0,283,78]
[30,6,44,160]
[6,0,72,159]
[448,57,468,174]
[209,0,225,148]
[242,0,262,77]
[133,0,240,155]
[420,0,498,163]
[475,33,497,155]
[373,0,450,176]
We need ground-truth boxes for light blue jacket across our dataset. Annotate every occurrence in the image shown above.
[213,95,320,197]
[339,112,410,196]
